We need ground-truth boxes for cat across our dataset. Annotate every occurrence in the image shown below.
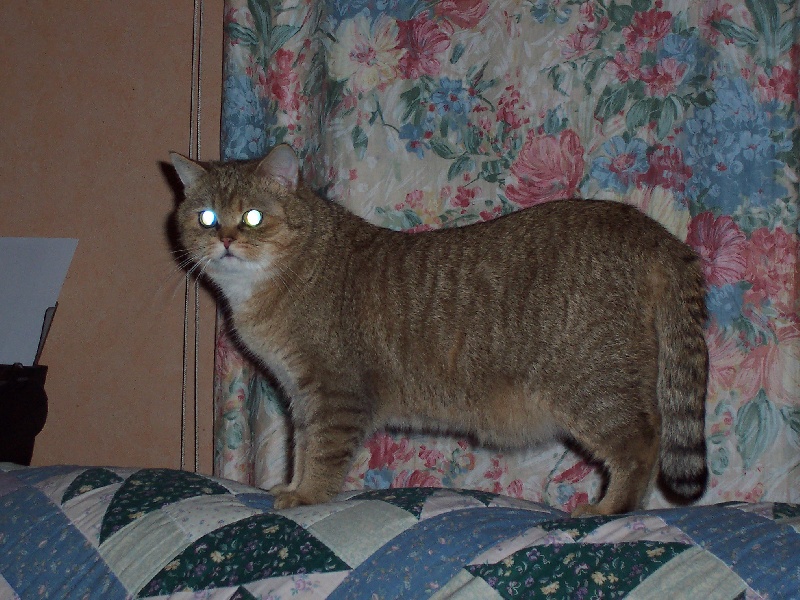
[170,144,709,516]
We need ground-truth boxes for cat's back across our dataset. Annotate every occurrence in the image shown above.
[370,198,690,281]
[348,198,692,364]
[452,198,680,251]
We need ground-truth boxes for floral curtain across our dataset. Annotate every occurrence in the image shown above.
[216,0,799,510]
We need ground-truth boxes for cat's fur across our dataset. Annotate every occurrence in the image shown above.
[170,144,709,515]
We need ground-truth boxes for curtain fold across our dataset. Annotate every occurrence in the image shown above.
[216,0,799,509]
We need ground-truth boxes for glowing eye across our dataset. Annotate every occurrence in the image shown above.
[243,209,263,227]
[198,210,217,228]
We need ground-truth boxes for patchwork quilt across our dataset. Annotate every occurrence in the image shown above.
[1,464,798,599]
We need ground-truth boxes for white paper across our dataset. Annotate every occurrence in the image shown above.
[0,238,78,365]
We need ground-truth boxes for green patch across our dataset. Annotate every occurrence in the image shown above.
[229,586,259,600]
[468,541,690,599]
[351,487,441,518]
[773,503,800,521]
[539,515,618,540]
[138,513,348,596]
[453,489,512,508]
[61,468,124,504]
[100,469,229,543]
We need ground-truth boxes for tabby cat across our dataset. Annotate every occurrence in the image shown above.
[170,144,709,515]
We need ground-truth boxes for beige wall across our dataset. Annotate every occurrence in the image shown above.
[0,2,224,473]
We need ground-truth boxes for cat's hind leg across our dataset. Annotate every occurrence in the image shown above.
[570,410,661,517]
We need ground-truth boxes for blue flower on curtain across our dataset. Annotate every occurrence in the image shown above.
[707,283,746,328]
[658,33,704,76]
[326,0,418,27]
[221,74,270,160]
[681,77,791,214]
[590,136,650,193]
[399,123,431,159]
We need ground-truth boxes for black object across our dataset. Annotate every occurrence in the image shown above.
[0,364,48,465]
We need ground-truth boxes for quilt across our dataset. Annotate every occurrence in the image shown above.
[2,464,799,599]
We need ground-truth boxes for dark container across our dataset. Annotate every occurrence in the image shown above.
[0,364,48,465]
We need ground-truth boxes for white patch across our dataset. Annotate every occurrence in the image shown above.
[209,265,264,308]
[201,242,274,309]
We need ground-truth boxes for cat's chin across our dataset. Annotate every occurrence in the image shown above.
[208,256,258,275]
[206,254,270,285]
[218,253,245,265]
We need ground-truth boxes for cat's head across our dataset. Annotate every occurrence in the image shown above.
[170,144,301,292]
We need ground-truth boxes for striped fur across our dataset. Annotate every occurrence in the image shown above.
[171,145,709,515]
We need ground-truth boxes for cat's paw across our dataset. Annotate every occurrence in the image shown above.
[269,484,292,497]
[270,486,332,509]
[570,503,604,518]
[269,485,303,509]
[272,490,307,509]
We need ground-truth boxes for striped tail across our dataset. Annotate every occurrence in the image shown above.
[655,254,709,501]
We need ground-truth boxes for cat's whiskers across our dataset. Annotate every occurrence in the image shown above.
[149,251,204,304]
[281,263,306,286]
[169,247,209,272]
[271,266,295,299]
[171,245,207,261]
[186,256,212,281]
[135,252,216,322]
[278,274,293,297]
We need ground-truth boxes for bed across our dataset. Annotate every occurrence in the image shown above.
[2,463,798,599]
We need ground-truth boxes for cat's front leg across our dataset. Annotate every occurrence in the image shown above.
[271,403,369,509]
[268,427,307,499]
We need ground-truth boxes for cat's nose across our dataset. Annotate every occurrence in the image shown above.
[221,237,234,249]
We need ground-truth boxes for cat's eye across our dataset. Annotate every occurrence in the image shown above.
[198,209,217,228]
[242,209,263,227]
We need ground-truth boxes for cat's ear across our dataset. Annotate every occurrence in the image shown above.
[170,152,207,189]
[256,144,299,190]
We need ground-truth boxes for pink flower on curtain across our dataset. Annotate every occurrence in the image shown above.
[215,326,244,380]
[553,461,595,484]
[623,7,673,52]
[735,325,800,403]
[419,446,445,469]
[399,189,424,210]
[686,213,747,286]
[451,185,480,208]
[706,323,743,393]
[563,492,590,513]
[479,204,502,222]
[496,85,530,133]
[643,145,692,191]
[743,227,799,315]
[700,0,734,43]
[393,469,443,488]
[506,479,524,498]
[365,432,414,470]
[397,14,453,79]
[641,58,688,97]
[505,129,585,207]
[607,50,642,83]
[757,65,799,104]
[267,48,301,113]
[483,457,508,481]
[559,24,604,59]
[558,6,608,61]
[435,0,489,29]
